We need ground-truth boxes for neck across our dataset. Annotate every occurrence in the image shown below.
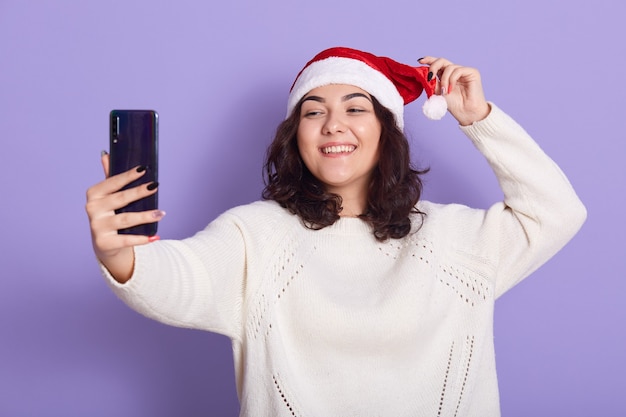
[340,212,361,218]
[337,194,367,218]
[325,178,370,218]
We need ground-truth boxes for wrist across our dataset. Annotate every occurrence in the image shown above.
[457,102,491,126]
[98,247,136,284]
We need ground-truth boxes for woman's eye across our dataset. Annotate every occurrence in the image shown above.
[303,110,322,117]
[347,108,365,113]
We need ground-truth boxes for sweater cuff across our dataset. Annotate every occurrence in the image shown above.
[98,245,142,291]
[458,102,520,144]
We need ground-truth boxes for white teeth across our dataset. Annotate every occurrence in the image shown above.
[321,145,355,154]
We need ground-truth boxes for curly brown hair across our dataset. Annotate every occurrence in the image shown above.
[262,95,428,241]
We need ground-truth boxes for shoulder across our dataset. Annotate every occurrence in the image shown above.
[213,200,301,236]
[413,200,490,239]
[224,200,294,222]
[416,200,485,222]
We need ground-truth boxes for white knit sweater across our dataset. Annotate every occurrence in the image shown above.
[103,104,586,416]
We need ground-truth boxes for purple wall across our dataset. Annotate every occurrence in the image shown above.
[1,0,623,415]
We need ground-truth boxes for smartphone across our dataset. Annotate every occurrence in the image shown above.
[109,109,159,236]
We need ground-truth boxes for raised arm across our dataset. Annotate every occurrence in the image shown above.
[419,56,586,296]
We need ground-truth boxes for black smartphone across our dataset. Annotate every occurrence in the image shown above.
[109,109,159,236]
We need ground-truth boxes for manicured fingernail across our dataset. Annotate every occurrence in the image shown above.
[152,210,166,219]
[427,71,433,82]
[101,150,108,156]
[441,85,447,95]
[417,57,425,62]
[136,166,147,173]
[147,181,159,191]
[148,235,160,242]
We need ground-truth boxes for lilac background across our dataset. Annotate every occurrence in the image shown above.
[1,0,624,415]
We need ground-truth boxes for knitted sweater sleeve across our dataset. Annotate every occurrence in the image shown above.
[100,207,266,341]
[455,103,587,297]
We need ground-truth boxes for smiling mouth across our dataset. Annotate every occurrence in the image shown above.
[321,145,356,155]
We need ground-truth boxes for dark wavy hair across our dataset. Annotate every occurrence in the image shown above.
[262,95,428,241]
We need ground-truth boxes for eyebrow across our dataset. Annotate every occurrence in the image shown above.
[302,92,373,104]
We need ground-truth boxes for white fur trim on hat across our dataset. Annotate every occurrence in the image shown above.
[287,57,406,129]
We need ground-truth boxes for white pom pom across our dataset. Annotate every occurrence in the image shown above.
[422,95,447,120]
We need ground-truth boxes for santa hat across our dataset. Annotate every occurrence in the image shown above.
[287,47,447,129]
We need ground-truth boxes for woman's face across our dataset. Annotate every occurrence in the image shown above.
[297,84,382,202]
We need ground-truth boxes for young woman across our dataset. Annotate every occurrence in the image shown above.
[86,47,586,416]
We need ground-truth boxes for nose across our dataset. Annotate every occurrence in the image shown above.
[322,112,346,135]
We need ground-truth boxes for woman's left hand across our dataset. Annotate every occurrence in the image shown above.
[418,57,491,126]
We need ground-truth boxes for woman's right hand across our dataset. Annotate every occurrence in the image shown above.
[85,151,165,283]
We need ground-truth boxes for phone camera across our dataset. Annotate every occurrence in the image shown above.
[112,116,119,138]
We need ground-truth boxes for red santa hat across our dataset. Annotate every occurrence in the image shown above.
[287,47,447,129]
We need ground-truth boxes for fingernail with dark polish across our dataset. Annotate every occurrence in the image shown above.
[152,210,166,219]
[417,57,425,62]
[147,181,159,191]
[427,71,433,82]
[136,166,147,173]
[101,150,108,157]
